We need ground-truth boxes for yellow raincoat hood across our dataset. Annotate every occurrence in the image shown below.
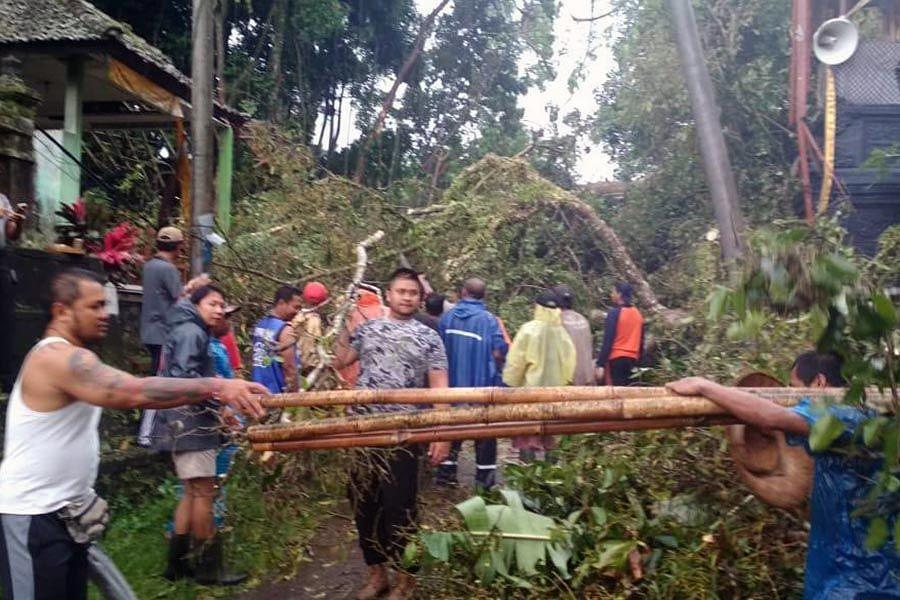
[502,304,577,388]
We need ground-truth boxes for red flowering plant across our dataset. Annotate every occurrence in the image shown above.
[93,222,144,283]
[54,192,111,247]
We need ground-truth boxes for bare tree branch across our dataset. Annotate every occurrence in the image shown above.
[353,0,452,184]
[304,230,385,388]
[571,8,617,22]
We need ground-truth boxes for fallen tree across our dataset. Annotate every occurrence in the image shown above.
[217,127,683,333]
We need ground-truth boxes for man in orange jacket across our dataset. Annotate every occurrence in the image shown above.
[596,282,644,386]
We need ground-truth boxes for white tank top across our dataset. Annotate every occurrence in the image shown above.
[0,337,102,515]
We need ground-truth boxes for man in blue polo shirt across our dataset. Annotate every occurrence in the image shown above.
[251,285,302,393]
[668,351,899,599]
[436,277,508,489]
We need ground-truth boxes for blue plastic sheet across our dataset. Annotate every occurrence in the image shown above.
[788,398,900,599]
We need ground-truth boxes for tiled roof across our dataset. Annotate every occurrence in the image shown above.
[0,0,247,122]
[0,0,189,87]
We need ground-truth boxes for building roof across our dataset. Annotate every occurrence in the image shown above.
[834,41,900,106]
[0,0,246,124]
[580,180,629,198]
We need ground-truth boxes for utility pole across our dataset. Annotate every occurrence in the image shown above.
[667,0,745,262]
[190,0,215,275]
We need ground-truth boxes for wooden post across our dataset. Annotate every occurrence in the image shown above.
[190,0,215,275]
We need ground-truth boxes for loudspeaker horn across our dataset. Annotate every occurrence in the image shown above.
[813,17,859,65]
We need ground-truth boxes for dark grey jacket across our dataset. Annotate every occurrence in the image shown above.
[150,300,222,452]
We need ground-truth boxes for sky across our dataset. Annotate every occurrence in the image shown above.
[416,0,619,182]
[517,0,618,182]
[321,1,620,183]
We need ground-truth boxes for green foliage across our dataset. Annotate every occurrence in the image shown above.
[710,220,899,549]
[409,491,573,587]
[808,412,846,453]
[92,451,342,599]
[418,433,806,598]
[217,138,617,335]
[591,0,794,273]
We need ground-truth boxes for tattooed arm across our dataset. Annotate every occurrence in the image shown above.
[56,346,268,417]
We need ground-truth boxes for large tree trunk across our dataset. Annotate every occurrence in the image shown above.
[353,0,451,184]
[537,194,683,325]
[267,0,288,121]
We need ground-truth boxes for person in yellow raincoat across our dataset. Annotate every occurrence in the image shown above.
[502,290,576,462]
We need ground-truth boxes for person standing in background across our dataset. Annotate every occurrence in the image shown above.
[503,291,576,462]
[140,227,209,375]
[553,284,596,386]
[336,288,388,387]
[0,193,24,391]
[414,292,445,331]
[251,285,303,393]
[436,278,507,489]
[137,226,209,446]
[596,282,644,386]
[292,281,329,376]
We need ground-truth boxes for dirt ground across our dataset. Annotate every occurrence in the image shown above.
[239,441,512,600]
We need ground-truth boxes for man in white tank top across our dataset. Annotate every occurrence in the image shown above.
[0,268,267,600]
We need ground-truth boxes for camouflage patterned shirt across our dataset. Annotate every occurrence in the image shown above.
[349,317,447,414]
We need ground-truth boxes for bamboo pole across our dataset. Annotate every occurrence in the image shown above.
[250,415,738,451]
[258,386,849,409]
[248,393,813,443]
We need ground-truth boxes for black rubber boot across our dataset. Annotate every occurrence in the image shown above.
[163,534,193,581]
[193,536,248,586]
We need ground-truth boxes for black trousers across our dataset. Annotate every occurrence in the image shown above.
[0,513,89,599]
[435,439,497,488]
[348,446,420,567]
[146,344,163,375]
[607,357,637,386]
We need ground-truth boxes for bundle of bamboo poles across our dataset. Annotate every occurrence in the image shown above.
[248,386,890,453]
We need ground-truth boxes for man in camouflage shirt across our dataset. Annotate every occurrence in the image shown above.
[334,268,450,600]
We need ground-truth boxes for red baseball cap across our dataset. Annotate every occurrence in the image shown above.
[303,281,329,305]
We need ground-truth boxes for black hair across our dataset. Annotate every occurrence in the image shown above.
[47,268,105,313]
[552,284,574,309]
[190,284,226,305]
[792,351,846,387]
[157,240,181,252]
[535,290,562,309]
[387,267,423,295]
[425,293,446,316]
[273,284,301,305]
[614,281,634,305]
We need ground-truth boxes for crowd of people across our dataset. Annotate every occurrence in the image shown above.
[0,222,895,599]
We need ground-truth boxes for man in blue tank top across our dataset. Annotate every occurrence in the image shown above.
[251,285,303,393]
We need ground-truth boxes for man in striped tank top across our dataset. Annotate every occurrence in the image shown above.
[0,269,267,600]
